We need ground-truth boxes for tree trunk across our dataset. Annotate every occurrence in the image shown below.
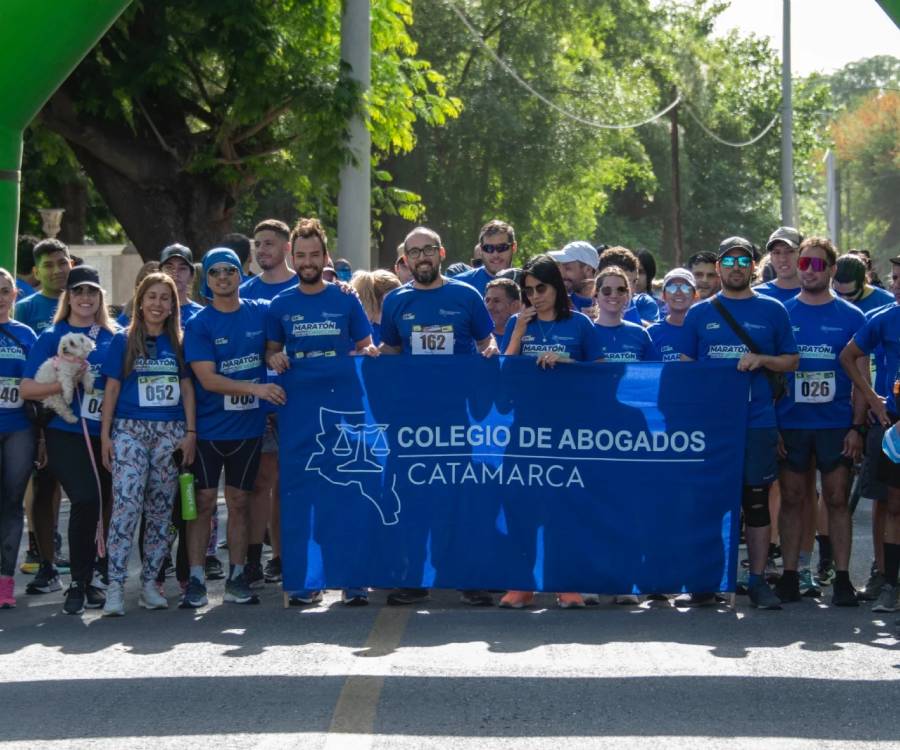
[58,177,88,245]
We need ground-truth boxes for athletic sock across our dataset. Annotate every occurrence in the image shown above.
[27,531,38,554]
[748,573,762,588]
[230,563,245,580]
[189,565,204,582]
[798,551,811,569]
[883,543,900,586]
[816,534,833,563]
[247,543,263,567]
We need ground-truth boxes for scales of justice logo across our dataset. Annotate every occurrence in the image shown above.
[306,408,401,525]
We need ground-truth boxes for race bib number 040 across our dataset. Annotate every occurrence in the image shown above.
[81,389,104,422]
[794,370,835,404]
[138,375,180,408]
[411,325,454,355]
[0,377,22,409]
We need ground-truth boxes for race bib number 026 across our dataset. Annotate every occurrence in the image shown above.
[138,375,180,408]
[0,377,22,409]
[81,389,104,422]
[794,370,835,404]
[411,325,454,355]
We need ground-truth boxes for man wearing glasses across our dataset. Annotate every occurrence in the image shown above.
[454,220,518,297]
[379,226,498,606]
[832,254,893,315]
[181,248,287,609]
[754,226,803,304]
[680,237,799,610]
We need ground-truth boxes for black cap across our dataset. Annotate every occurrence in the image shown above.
[718,236,755,259]
[766,226,802,251]
[889,257,900,266]
[160,243,195,271]
[66,265,102,290]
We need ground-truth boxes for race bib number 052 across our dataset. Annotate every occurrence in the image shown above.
[138,375,180,408]
[411,325,454,355]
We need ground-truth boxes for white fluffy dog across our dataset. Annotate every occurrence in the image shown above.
[34,333,95,423]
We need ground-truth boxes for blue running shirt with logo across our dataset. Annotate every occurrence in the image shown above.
[647,319,686,362]
[594,320,658,362]
[499,311,601,362]
[380,278,494,355]
[854,304,900,415]
[14,292,60,334]
[0,320,37,433]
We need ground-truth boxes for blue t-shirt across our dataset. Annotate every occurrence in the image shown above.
[570,292,594,315]
[0,320,38,433]
[15,278,36,300]
[753,281,800,304]
[240,273,298,302]
[864,302,894,397]
[14,292,60,334]
[117,300,203,331]
[680,293,798,429]
[853,286,894,315]
[102,331,186,422]
[266,283,372,360]
[594,320,658,362]
[854,304,900,415]
[500,311,601,362]
[380,278,494,355]
[453,266,494,297]
[648,319,686,362]
[184,300,269,440]
[777,297,865,429]
[23,322,115,435]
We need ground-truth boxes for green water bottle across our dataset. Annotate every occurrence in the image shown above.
[180,471,197,521]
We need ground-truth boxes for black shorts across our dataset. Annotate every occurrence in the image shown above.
[194,438,262,491]
[860,423,888,501]
[780,428,851,475]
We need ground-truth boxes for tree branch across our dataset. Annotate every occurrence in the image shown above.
[231,101,293,145]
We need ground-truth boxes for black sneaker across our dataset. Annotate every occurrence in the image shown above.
[179,576,208,609]
[224,573,259,605]
[63,583,86,615]
[245,562,265,589]
[84,584,106,609]
[831,578,859,607]
[774,574,801,603]
[386,588,430,606]
[26,562,61,594]
[205,555,225,580]
[459,589,493,606]
[675,592,717,607]
[748,581,782,610]
[264,556,283,583]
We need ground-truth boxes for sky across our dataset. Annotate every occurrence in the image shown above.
[713,0,900,75]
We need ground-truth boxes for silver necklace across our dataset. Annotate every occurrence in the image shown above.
[537,319,556,342]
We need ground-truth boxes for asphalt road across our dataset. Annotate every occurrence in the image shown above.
[1,500,897,750]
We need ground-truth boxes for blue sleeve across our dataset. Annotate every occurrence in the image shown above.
[348,296,373,344]
[641,328,660,361]
[184,316,215,363]
[581,317,603,361]
[678,310,699,359]
[265,299,285,344]
[23,331,56,378]
[101,333,127,380]
[773,305,798,355]
[470,293,495,341]
[635,293,660,323]
[853,315,879,355]
[379,296,402,347]
[499,319,515,354]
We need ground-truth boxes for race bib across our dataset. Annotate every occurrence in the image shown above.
[0,377,22,409]
[411,326,454,355]
[138,375,180,408]
[80,389,104,422]
[225,392,259,411]
[795,370,835,404]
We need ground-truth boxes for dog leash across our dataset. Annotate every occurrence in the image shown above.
[80,397,107,559]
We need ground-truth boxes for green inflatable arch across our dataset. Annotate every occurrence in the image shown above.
[0,0,130,275]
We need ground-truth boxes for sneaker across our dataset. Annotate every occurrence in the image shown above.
[245,562,265,589]
[19,549,40,575]
[53,557,71,575]
[581,593,602,606]
[675,592,717,607]
[53,532,70,574]
[831,578,859,607]
[264,556,283,583]
[614,594,640,605]
[103,581,125,617]
[858,570,886,602]
[179,576,208,609]
[85,585,106,609]
[798,568,821,598]
[645,593,670,602]
[91,569,109,590]
[765,556,781,582]
[386,588,430,606]
[774,574,800,603]
[224,573,259,605]
[748,581,782,610]
[288,590,323,606]
[557,593,586,609]
[205,555,225,580]
[0,575,15,608]
[498,591,534,609]
[736,560,750,595]
[871,583,899,613]
[63,583,86,615]
[815,559,836,587]
[342,588,369,607]
[460,589,493,607]
[139,580,169,610]
[26,562,61,594]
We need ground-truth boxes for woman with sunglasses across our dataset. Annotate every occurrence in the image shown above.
[592,267,658,362]
[648,269,698,362]
[21,266,116,615]
[99,273,196,615]
[499,255,601,609]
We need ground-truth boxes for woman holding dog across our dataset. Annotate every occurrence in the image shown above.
[0,268,37,609]
[21,265,116,615]
[99,272,196,615]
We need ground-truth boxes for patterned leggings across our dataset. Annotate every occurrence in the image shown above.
[108,418,185,584]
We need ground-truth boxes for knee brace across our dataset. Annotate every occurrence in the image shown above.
[742,485,771,527]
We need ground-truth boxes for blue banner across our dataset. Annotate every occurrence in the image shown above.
[278,357,748,594]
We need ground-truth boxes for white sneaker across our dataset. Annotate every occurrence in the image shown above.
[103,581,125,617]
[139,580,168,610]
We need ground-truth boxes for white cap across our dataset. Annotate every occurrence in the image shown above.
[662,267,696,288]
[883,425,900,464]
[548,241,599,270]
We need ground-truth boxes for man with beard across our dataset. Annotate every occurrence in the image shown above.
[455,220,518,297]
[687,251,721,301]
[776,238,865,606]
[754,227,803,304]
[241,220,297,301]
[548,241,598,314]
[680,237,798,609]
[379,225,498,606]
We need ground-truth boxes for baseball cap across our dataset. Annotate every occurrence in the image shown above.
[662,267,696,288]
[160,243,195,271]
[548,241,599,270]
[200,247,243,299]
[766,226,802,252]
[889,256,900,266]
[883,425,900,464]
[66,265,102,290]
[717,237,755,259]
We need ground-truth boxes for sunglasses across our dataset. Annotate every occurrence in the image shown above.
[665,282,694,295]
[207,266,238,278]
[406,244,440,259]
[481,242,512,254]
[720,255,752,269]
[833,285,860,298]
[798,256,829,272]
[70,285,100,296]
[599,286,629,297]
[522,282,549,298]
